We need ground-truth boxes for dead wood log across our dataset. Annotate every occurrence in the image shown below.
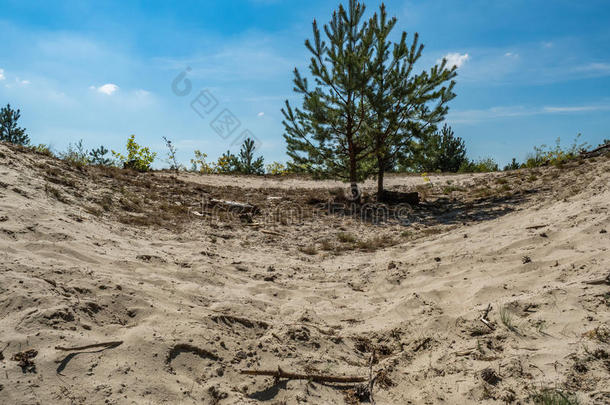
[55,341,123,351]
[210,199,259,214]
[581,143,610,158]
[583,273,610,286]
[240,366,366,383]
[378,190,419,205]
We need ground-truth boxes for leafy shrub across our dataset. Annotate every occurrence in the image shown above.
[112,135,156,172]
[458,157,499,173]
[190,150,215,173]
[30,144,54,157]
[524,135,587,168]
[214,150,239,174]
[59,139,89,167]
[213,139,265,175]
[530,388,579,405]
[266,161,288,176]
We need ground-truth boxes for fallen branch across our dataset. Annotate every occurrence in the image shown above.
[455,349,474,357]
[526,224,548,230]
[368,352,377,405]
[210,199,258,214]
[261,230,282,237]
[480,304,495,331]
[581,143,610,158]
[55,341,123,351]
[240,366,366,383]
[583,273,610,286]
[413,337,432,352]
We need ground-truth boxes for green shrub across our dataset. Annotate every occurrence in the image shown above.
[266,161,288,176]
[531,388,579,405]
[190,150,215,174]
[30,144,54,157]
[214,150,239,174]
[524,135,588,168]
[212,139,265,175]
[408,124,467,173]
[459,157,499,173]
[503,158,521,171]
[112,135,156,172]
[59,139,89,167]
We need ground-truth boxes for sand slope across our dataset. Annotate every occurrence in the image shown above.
[0,142,608,404]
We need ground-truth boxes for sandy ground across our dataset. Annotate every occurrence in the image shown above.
[0,142,609,404]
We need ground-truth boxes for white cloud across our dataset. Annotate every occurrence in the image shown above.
[0,69,5,80]
[449,102,610,124]
[257,112,265,117]
[543,104,610,113]
[93,83,119,95]
[440,52,470,68]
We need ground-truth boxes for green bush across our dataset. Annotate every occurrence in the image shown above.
[214,150,240,174]
[212,138,265,175]
[459,157,499,173]
[111,135,156,171]
[30,144,54,157]
[266,161,288,175]
[409,125,467,173]
[59,139,89,167]
[190,150,215,173]
[524,135,587,168]
[503,158,521,171]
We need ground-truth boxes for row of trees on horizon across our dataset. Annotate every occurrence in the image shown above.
[0,102,505,176]
[2,101,597,179]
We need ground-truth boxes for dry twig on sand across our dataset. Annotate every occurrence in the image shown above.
[480,304,495,331]
[260,230,282,237]
[55,341,123,351]
[583,273,610,286]
[367,352,377,405]
[240,366,366,383]
[526,224,548,230]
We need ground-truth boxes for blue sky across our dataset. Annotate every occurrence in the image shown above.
[1,0,609,168]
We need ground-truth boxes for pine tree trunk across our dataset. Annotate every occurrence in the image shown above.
[377,168,384,202]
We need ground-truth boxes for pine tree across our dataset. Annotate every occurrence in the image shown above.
[366,6,456,199]
[282,0,374,200]
[404,125,466,173]
[0,104,30,146]
[435,125,466,172]
[89,145,112,166]
[237,138,264,175]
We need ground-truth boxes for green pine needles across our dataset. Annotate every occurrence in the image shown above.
[0,104,30,146]
[282,0,457,200]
